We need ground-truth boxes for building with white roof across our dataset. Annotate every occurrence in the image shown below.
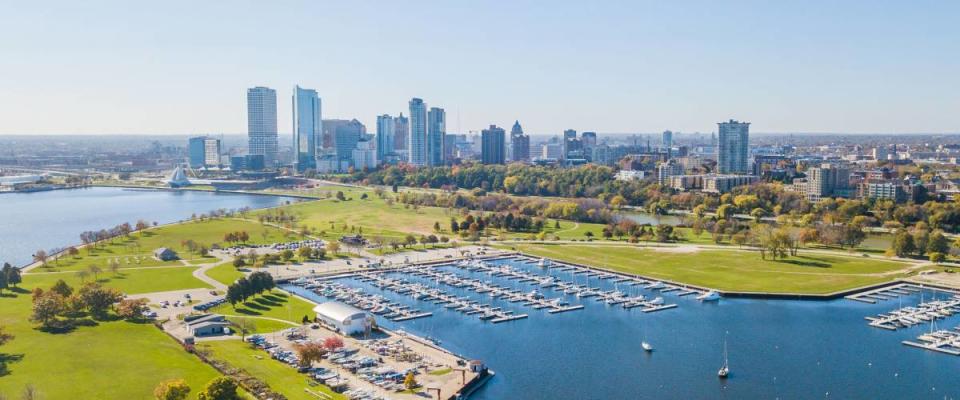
[313,301,374,336]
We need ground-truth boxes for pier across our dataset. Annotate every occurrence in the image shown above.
[902,327,960,356]
[864,295,960,330]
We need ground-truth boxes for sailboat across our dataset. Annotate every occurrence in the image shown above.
[641,315,653,352]
[718,339,730,379]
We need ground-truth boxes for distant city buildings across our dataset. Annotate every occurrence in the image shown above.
[481,125,506,165]
[292,85,321,172]
[408,98,427,167]
[717,119,750,174]
[393,113,409,160]
[789,163,852,202]
[352,139,377,170]
[656,160,684,185]
[247,86,278,166]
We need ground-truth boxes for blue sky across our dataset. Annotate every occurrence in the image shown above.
[1,1,957,135]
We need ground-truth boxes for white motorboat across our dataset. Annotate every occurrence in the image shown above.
[649,296,665,305]
[538,257,551,268]
[697,291,721,302]
[641,341,653,352]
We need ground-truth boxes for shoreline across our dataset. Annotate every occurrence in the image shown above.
[13,188,312,270]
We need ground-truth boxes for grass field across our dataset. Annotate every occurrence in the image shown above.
[205,261,245,286]
[198,340,346,400]
[512,243,921,294]
[212,290,317,332]
[23,266,211,295]
[0,277,222,399]
[32,218,291,273]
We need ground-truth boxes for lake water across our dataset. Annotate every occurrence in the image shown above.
[286,257,960,400]
[0,187,294,266]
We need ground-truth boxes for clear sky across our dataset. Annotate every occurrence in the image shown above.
[1,1,957,135]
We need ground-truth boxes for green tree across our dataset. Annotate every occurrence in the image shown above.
[891,230,916,257]
[154,379,191,400]
[929,252,946,264]
[30,291,64,328]
[78,283,123,319]
[927,231,949,255]
[403,371,419,390]
[197,377,240,400]
[50,279,73,298]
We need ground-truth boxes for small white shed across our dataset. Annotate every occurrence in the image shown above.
[313,301,373,336]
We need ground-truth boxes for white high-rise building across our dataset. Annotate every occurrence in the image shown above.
[427,107,446,166]
[717,120,750,174]
[292,85,321,172]
[376,114,395,164]
[408,98,427,166]
[247,86,278,166]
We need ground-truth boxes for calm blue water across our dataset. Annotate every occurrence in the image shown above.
[286,258,960,400]
[0,187,294,266]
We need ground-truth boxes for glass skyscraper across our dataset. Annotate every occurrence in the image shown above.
[247,86,278,166]
[292,85,321,172]
[376,114,395,164]
[717,119,750,174]
[427,107,446,166]
[408,98,427,167]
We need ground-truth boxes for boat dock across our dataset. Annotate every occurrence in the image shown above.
[864,295,960,330]
[845,283,925,304]
[902,327,960,356]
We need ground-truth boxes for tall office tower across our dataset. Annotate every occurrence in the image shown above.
[562,129,577,159]
[333,119,366,163]
[717,119,750,174]
[427,107,446,166]
[247,86,278,166]
[188,136,206,168]
[481,125,506,165]
[581,131,597,150]
[662,130,673,148]
[376,114,395,164]
[393,113,409,154]
[292,85,321,172]
[188,136,221,168]
[510,120,530,162]
[408,98,427,166]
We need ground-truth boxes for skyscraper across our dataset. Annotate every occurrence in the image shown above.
[332,119,365,163]
[247,87,278,166]
[510,120,530,162]
[581,131,597,151]
[188,136,221,168]
[717,119,750,174]
[292,85,321,172]
[376,114,395,164]
[481,125,506,165]
[661,130,673,148]
[427,107,446,166]
[393,113,409,155]
[408,98,427,166]
[562,129,577,160]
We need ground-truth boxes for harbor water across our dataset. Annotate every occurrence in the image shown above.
[286,257,960,400]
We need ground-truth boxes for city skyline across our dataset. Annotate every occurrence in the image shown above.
[1,1,958,135]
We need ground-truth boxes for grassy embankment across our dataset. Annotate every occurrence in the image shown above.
[512,243,925,294]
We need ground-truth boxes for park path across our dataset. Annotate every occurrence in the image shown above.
[189,253,231,291]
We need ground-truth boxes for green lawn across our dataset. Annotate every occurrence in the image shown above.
[273,196,453,241]
[205,261,245,286]
[23,266,211,295]
[198,340,346,400]
[34,218,291,273]
[513,243,919,294]
[0,277,222,399]
[212,290,317,327]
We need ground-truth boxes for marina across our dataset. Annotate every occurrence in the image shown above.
[284,254,960,399]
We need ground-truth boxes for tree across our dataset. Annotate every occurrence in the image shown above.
[2,263,21,288]
[0,325,12,347]
[232,257,245,268]
[234,318,256,341]
[87,264,103,281]
[108,259,121,276]
[293,342,327,368]
[929,252,946,264]
[33,250,48,267]
[891,230,916,258]
[30,291,64,328]
[403,371,419,390]
[297,246,313,261]
[50,279,73,297]
[927,231,949,255]
[197,377,240,400]
[716,204,734,220]
[326,241,341,255]
[322,336,344,351]
[78,283,123,319]
[0,270,6,295]
[116,298,150,320]
[584,231,594,241]
[154,379,191,400]
[280,249,295,262]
